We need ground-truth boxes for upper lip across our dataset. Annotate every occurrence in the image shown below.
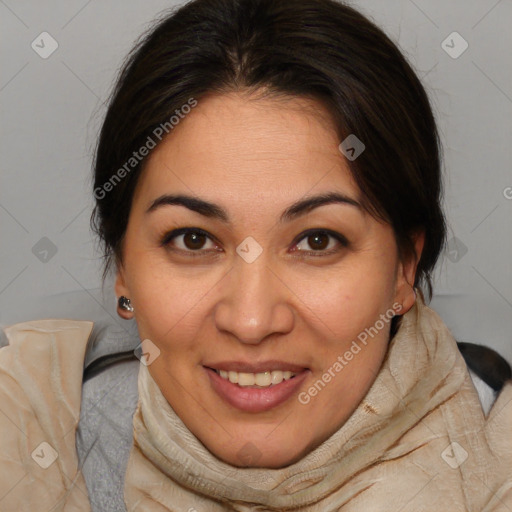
[204,360,308,373]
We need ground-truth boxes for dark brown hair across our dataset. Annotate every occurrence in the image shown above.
[91,0,446,299]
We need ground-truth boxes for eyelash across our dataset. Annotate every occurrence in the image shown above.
[159,227,349,258]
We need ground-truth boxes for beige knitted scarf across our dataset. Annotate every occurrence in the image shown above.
[124,297,512,511]
[0,297,510,511]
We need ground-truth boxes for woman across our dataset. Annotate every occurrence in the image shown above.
[0,0,510,510]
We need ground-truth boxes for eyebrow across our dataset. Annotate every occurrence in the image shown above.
[146,191,362,223]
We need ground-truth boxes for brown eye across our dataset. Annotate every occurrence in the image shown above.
[307,233,329,250]
[182,231,207,250]
[293,229,348,256]
[160,228,218,255]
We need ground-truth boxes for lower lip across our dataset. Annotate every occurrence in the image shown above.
[204,367,310,413]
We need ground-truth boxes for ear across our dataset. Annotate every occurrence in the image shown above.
[115,266,134,320]
[394,230,425,314]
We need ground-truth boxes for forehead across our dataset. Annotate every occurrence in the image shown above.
[134,91,361,210]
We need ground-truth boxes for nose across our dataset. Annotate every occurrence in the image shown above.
[213,253,294,345]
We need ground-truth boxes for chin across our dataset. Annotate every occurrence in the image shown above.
[213,437,308,469]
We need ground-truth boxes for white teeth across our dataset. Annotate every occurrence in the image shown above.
[238,372,255,386]
[255,372,271,386]
[215,369,297,387]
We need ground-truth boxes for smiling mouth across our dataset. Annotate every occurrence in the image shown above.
[207,367,300,388]
[204,365,310,413]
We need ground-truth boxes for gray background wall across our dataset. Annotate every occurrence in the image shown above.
[1,0,511,363]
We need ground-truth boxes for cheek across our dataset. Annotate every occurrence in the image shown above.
[303,271,394,406]
[125,255,209,349]
[301,254,398,342]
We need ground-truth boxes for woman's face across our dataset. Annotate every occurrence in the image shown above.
[116,91,420,468]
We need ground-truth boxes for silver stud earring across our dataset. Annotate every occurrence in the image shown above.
[118,296,134,312]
